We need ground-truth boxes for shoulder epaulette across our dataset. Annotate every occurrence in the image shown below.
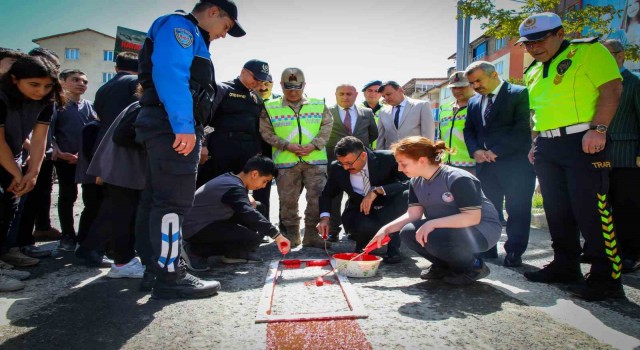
[570,37,599,44]
[523,60,538,75]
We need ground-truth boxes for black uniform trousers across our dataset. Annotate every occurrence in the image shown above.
[610,168,640,260]
[81,184,140,264]
[0,168,19,253]
[77,183,103,244]
[17,159,55,246]
[341,190,408,255]
[476,156,535,257]
[185,203,267,258]
[135,106,201,274]
[535,131,621,281]
[53,161,78,240]
[197,132,271,217]
[400,219,489,273]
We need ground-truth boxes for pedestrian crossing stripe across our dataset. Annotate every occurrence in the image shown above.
[598,193,622,280]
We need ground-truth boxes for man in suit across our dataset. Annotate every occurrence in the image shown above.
[376,81,435,150]
[317,136,409,264]
[324,84,378,242]
[463,61,535,267]
[602,39,640,272]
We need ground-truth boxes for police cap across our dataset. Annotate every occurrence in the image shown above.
[201,0,246,37]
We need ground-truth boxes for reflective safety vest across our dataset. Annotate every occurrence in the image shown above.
[525,39,622,131]
[371,108,380,149]
[438,101,475,167]
[265,97,328,169]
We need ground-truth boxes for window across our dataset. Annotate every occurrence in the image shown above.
[495,38,505,51]
[472,42,487,62]
[102,72,115,83]
[415,83,430,93]
[103,50,114,61]
[65,48,79,60]
[495,61,504,75]
[443,88,451,99]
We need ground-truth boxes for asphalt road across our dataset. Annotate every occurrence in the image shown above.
[1,186,639,349]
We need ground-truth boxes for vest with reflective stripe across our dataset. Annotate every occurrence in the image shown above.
[365,102,381,149]
[438,101,475,167]
[265,97,328,169]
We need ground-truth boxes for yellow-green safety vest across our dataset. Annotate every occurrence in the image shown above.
[371,107,380,149]
[265,97,328,169]
[525,40,622,131]
[438,101,475,167]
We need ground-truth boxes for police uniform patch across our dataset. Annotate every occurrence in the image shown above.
[174,28,194,48]
[554,59,572,85]
[442,192,454,203]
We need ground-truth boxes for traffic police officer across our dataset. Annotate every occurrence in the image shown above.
[519,13,624,301]
[259,67,334,248]
[438,71,476,173]
[135,0,245,299]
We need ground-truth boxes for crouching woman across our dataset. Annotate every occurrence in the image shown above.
[369,136,501,285]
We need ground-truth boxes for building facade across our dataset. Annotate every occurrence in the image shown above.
[33,29,117,101]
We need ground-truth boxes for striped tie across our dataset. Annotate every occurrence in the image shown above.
[361,169,371,195]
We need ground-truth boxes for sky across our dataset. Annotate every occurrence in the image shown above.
[0,0,520,105]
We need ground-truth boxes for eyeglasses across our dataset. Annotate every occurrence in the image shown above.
[521,32,554,47]
[337,152,363,168]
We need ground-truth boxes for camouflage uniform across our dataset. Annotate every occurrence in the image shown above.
[259,97,333,246]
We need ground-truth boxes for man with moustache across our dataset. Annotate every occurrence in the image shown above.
[324,84,378,242]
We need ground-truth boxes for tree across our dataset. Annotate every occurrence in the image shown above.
[458,0,639,61]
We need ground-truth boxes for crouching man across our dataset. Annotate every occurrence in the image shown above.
[182,156,290,271]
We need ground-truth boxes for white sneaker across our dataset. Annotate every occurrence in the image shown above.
[106,258,145,279]
[0,275,25,292]
[101,256,114,268]
[0,268,30,281]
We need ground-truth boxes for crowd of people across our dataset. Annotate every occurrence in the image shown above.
[0,1,638,303]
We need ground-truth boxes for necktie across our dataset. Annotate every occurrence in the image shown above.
[361,169,371,195]
[343,108,352,135]
[394,105,401,129]
[483,93,494,126]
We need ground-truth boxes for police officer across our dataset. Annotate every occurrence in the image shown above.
[362,80,382,149]
[135,0,245,299]
[519,13,623,301]
[259,67,334,248]
[438,71,476,173]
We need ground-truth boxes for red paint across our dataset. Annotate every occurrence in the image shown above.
[282,259,301,269]
[363,235,391,253]
[266,320,373,350]
[306,260,329,267]
[315,277,324,286]
[303,279,332,287]
[278,241,289,254]
[332,253,380,262]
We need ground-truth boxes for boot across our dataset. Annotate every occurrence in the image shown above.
[302,227,331,249]
[283,225,301,247]
[151,262,221,299]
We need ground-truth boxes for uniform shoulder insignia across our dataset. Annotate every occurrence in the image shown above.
[570,37,599,44]
[174,28,194,48]
[523,60,538,75]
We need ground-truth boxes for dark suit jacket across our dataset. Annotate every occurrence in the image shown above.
[463,82,531,161]
[319,149,409,213]
[326,105,378,161]
[609,69,640,168]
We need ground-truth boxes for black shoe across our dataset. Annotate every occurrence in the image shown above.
[182,245,210,272]
[420,264,451,280]
[524,262,583,284]
[152,267,221,299]
[74,246,104,267]
[477,249,498,259]
[443,261,490,286]
[140,270,157,292]
[622,258,640,273]
[327,233,339,242]
[568,273,625,301]
[58,236,77,252]
[503,253,522,267]
[580,254,594,264]
[382,254,403,264]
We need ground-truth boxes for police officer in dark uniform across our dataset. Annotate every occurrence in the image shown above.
[518,13,624,301]
[135,0,245,299]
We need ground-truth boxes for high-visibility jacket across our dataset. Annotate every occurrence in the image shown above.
[438,101,475,167]
[265,97,328,169]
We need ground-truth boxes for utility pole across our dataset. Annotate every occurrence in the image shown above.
[456,1,471,71]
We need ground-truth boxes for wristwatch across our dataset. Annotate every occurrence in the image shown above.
[589,124,608,134]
